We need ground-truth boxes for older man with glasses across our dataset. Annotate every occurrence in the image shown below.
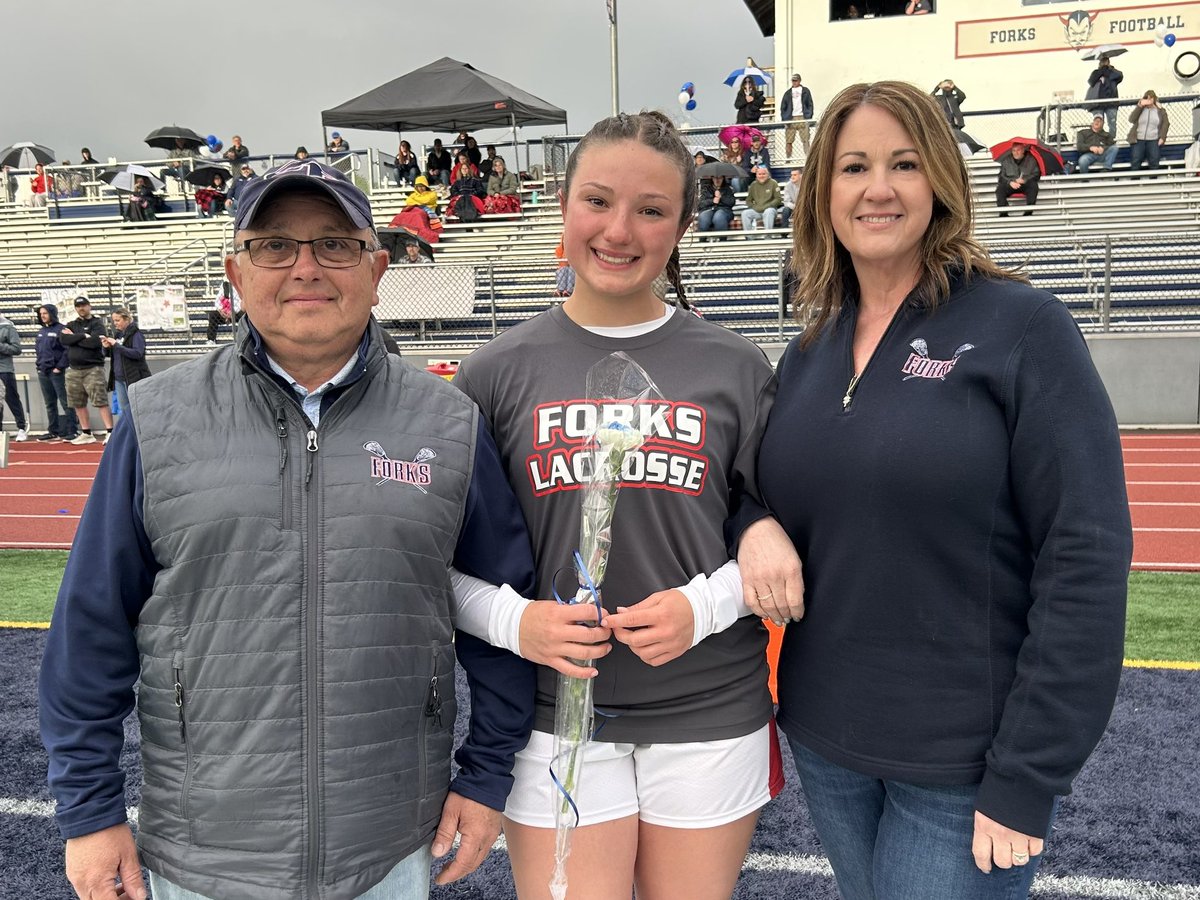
[41,159,537,900]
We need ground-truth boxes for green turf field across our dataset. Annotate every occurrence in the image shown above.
[1,549,1197,663]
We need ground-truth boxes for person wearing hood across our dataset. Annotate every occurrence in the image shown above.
[34,304,78,441]
[0,309,28,440]
[405,174,440,217]
[101,307,151,417]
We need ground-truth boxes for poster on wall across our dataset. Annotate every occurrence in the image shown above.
[957,3,1194,57]
[41,287,87,323]
[135,285,190,331]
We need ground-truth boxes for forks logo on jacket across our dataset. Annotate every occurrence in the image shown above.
[363,440,436,492]
[901,338,975,381]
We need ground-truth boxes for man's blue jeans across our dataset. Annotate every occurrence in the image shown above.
[1077,144,1119,173]
[150,845,433,900]
[37,370,77,437]
[789,738,1052,900]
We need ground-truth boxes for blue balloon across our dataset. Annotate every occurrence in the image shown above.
[686,99,697,111]
[682,81,694,93]
[1165,33,1177,46]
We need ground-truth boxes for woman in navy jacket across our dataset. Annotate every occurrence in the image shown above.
[34,304,78,440]
[732,81,1131,900]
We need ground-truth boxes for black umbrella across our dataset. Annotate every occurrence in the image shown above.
[378,227,434,261]
[144,125,205,150]
[696,161,748,180]
[0,142,55,168]
[185,166,232,187]
[953,128,985,155]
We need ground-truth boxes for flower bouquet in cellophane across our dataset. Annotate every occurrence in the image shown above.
[549,351,660,900]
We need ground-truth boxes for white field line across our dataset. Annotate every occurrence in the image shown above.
[0,542,71,549]
[1133,561,1200,569]
[2,803,1195,898]
[0,514,80,520]
[1130,501,1200,507]
[0,493,88,498]
[0,476,96,481]
[1127,481,1200,486]
[1133,527,1200,533]
[1121,434,1200,440]
[1123,463,1200,467]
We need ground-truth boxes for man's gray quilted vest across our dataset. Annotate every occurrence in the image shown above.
[128,328,476,899]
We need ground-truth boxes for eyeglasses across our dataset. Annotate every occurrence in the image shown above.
[237,237,372,268]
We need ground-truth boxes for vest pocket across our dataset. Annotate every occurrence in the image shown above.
[417,643,455,825]
[172,650,195,831]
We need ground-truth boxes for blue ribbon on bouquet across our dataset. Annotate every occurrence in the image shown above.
[548,549,617,827]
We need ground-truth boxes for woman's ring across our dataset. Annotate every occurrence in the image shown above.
[759,591,773,600]
[1012,851,1029,862]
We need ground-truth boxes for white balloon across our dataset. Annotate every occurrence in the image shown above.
[678,91,690,106]
[1156,23,1168,38]
[1156,35,1165,48]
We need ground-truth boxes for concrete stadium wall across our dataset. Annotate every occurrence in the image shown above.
[8,332,1199,429]
[775,1,1199,114]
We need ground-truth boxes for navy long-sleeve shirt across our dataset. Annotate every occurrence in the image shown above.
[734,273,1131,837]
[40,336,536,839]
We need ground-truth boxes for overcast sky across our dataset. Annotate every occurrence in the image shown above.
[3,1,772,165]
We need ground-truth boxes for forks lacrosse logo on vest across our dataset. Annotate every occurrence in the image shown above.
[901,339,975,381]
[363,441,436,492]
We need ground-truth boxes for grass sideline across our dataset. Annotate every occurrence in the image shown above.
[1,550,1197,664]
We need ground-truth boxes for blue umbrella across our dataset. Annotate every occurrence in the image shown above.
[724,66,772,87]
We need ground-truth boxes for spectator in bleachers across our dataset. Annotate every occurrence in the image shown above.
[404,174,440,217]
[426,138,452,187]
[101,307,151,417]
[450,151,480,183]
[553,237,575,297]
[741,165,784,234]
[484,157,522,215]
[57,161,84,198]
[458,134,483,168]
[746,132,772,178]
[1075,115,1118,174]
[996,142,1039,216]
[1128,90,1168,174]
[294,146,309,160]
[780,168,802,228]
[905,0,932,14]
[59,297,113,443]
[397,240,433,264]
[932,79,966,129]
[844,4,862,18]
[394,140,421,185]
[4,165,17,203]
[780,73,815,157]
[79,148,100,170]
[724,135,750,190]
[29,163,53,207]
[735,76,765,124]
[697,173,735,235]
[1087,54,1123,136]
[225,163,258,215]
[34,304,79,441]
[479,144,499,180]
[126,175,159,222]
[160,138,198,188]
[448,160,487,221]
[195,172,228,218]
[0,310,28,441]
[326,131,350,156]
[205,280,242,346]
[223,135,250,164]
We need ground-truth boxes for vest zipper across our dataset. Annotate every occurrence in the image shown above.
[420,650,442,798]
[304,428,322,895]
[173,651,193,823]
[277,409,292,530]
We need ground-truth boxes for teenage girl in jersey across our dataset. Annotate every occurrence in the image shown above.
[453,111,799,900]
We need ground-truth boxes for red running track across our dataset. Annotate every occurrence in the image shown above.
[2,434,1199,569]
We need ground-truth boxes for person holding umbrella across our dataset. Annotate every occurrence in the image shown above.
[735,75,766,124]
[1087,54,1124,136]
[697,172,736,235]
[996,142,1039,216]
[733,79,1130,900]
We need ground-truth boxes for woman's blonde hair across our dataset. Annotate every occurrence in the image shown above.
[790,80,1024,346]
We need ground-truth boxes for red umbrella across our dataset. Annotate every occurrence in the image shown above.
[989,137,1065,176]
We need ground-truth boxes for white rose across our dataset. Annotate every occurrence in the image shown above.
[594,421,645,454]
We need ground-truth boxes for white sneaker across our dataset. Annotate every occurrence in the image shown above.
[14,429,27,441]
[205,340,217,347]
[70,433,97,445]
[103,432,112,444]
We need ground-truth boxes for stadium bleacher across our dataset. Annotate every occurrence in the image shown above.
[3,149,1200,357]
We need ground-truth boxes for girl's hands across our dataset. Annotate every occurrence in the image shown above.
[518,600,612,678]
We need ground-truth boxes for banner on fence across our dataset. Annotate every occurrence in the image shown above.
[377,265,477,320]
[135,285,190,331]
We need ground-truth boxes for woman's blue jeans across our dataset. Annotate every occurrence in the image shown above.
[697,207,732,232]
[789,738,1052,900]
[1129,139,1161,172]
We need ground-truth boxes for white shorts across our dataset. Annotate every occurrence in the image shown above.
[504,721,784,829]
